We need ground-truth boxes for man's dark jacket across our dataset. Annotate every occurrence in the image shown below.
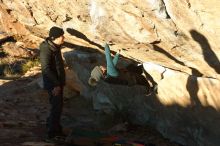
[39,38,65,90]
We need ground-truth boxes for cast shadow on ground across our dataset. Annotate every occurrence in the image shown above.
[150,43,220,145]
[152,44,203,77]
[66,28,104,50]
[185,30,220,145]
[63,41,101,53]
[152,44,203,108]
[186,30,220,115]
[190,29,220,74]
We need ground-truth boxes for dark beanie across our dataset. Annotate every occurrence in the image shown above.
[49,26,64,39]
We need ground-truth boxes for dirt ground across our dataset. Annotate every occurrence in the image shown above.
[0,70,182,146]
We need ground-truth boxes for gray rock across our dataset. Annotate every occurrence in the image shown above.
[63,50,220,146]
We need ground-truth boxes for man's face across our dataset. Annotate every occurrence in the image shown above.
[59,35,65,45]
[55,35,65,45]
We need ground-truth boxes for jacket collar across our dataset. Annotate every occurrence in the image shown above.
[46,38,60,52]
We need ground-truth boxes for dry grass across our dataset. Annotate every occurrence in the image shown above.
[21,58,40,74]
[0,56,40,78]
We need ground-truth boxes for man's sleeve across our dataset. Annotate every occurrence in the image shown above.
[40,45,60,86]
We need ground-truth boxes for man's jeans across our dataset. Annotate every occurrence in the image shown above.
[46,87,63,138]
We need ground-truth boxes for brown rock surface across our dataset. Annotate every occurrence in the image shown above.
[0,0,220,76]
[1,0,220,145]
[63,50,220,146]
[0,71,178,146]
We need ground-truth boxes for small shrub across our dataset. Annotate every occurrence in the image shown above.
[0,55,40,78]
[21,58,40,74]
[0,64,5,76]
[3,64,21,78]
[3,65,14,76]
[0,50,7,58]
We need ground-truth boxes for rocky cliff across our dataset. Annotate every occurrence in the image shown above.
[1,0,220,76]
[1,0,220,146]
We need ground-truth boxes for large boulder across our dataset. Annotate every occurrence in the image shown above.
[2,0,220,145]
[1,0,220,77]
[64,50,220,146]
[143,62,220,146]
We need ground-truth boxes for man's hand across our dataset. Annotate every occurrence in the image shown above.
[52,86,61,96]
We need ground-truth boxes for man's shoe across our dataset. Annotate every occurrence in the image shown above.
[45,135,66,144]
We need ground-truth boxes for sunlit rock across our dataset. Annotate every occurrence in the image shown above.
[1,0,220,145]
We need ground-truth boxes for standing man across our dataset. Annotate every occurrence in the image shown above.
[39,26,66,141]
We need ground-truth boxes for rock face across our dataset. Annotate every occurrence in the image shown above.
[63,50,220,146]
[1,0,220,145]
[143,62,220,145]
[1,0,220,76]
